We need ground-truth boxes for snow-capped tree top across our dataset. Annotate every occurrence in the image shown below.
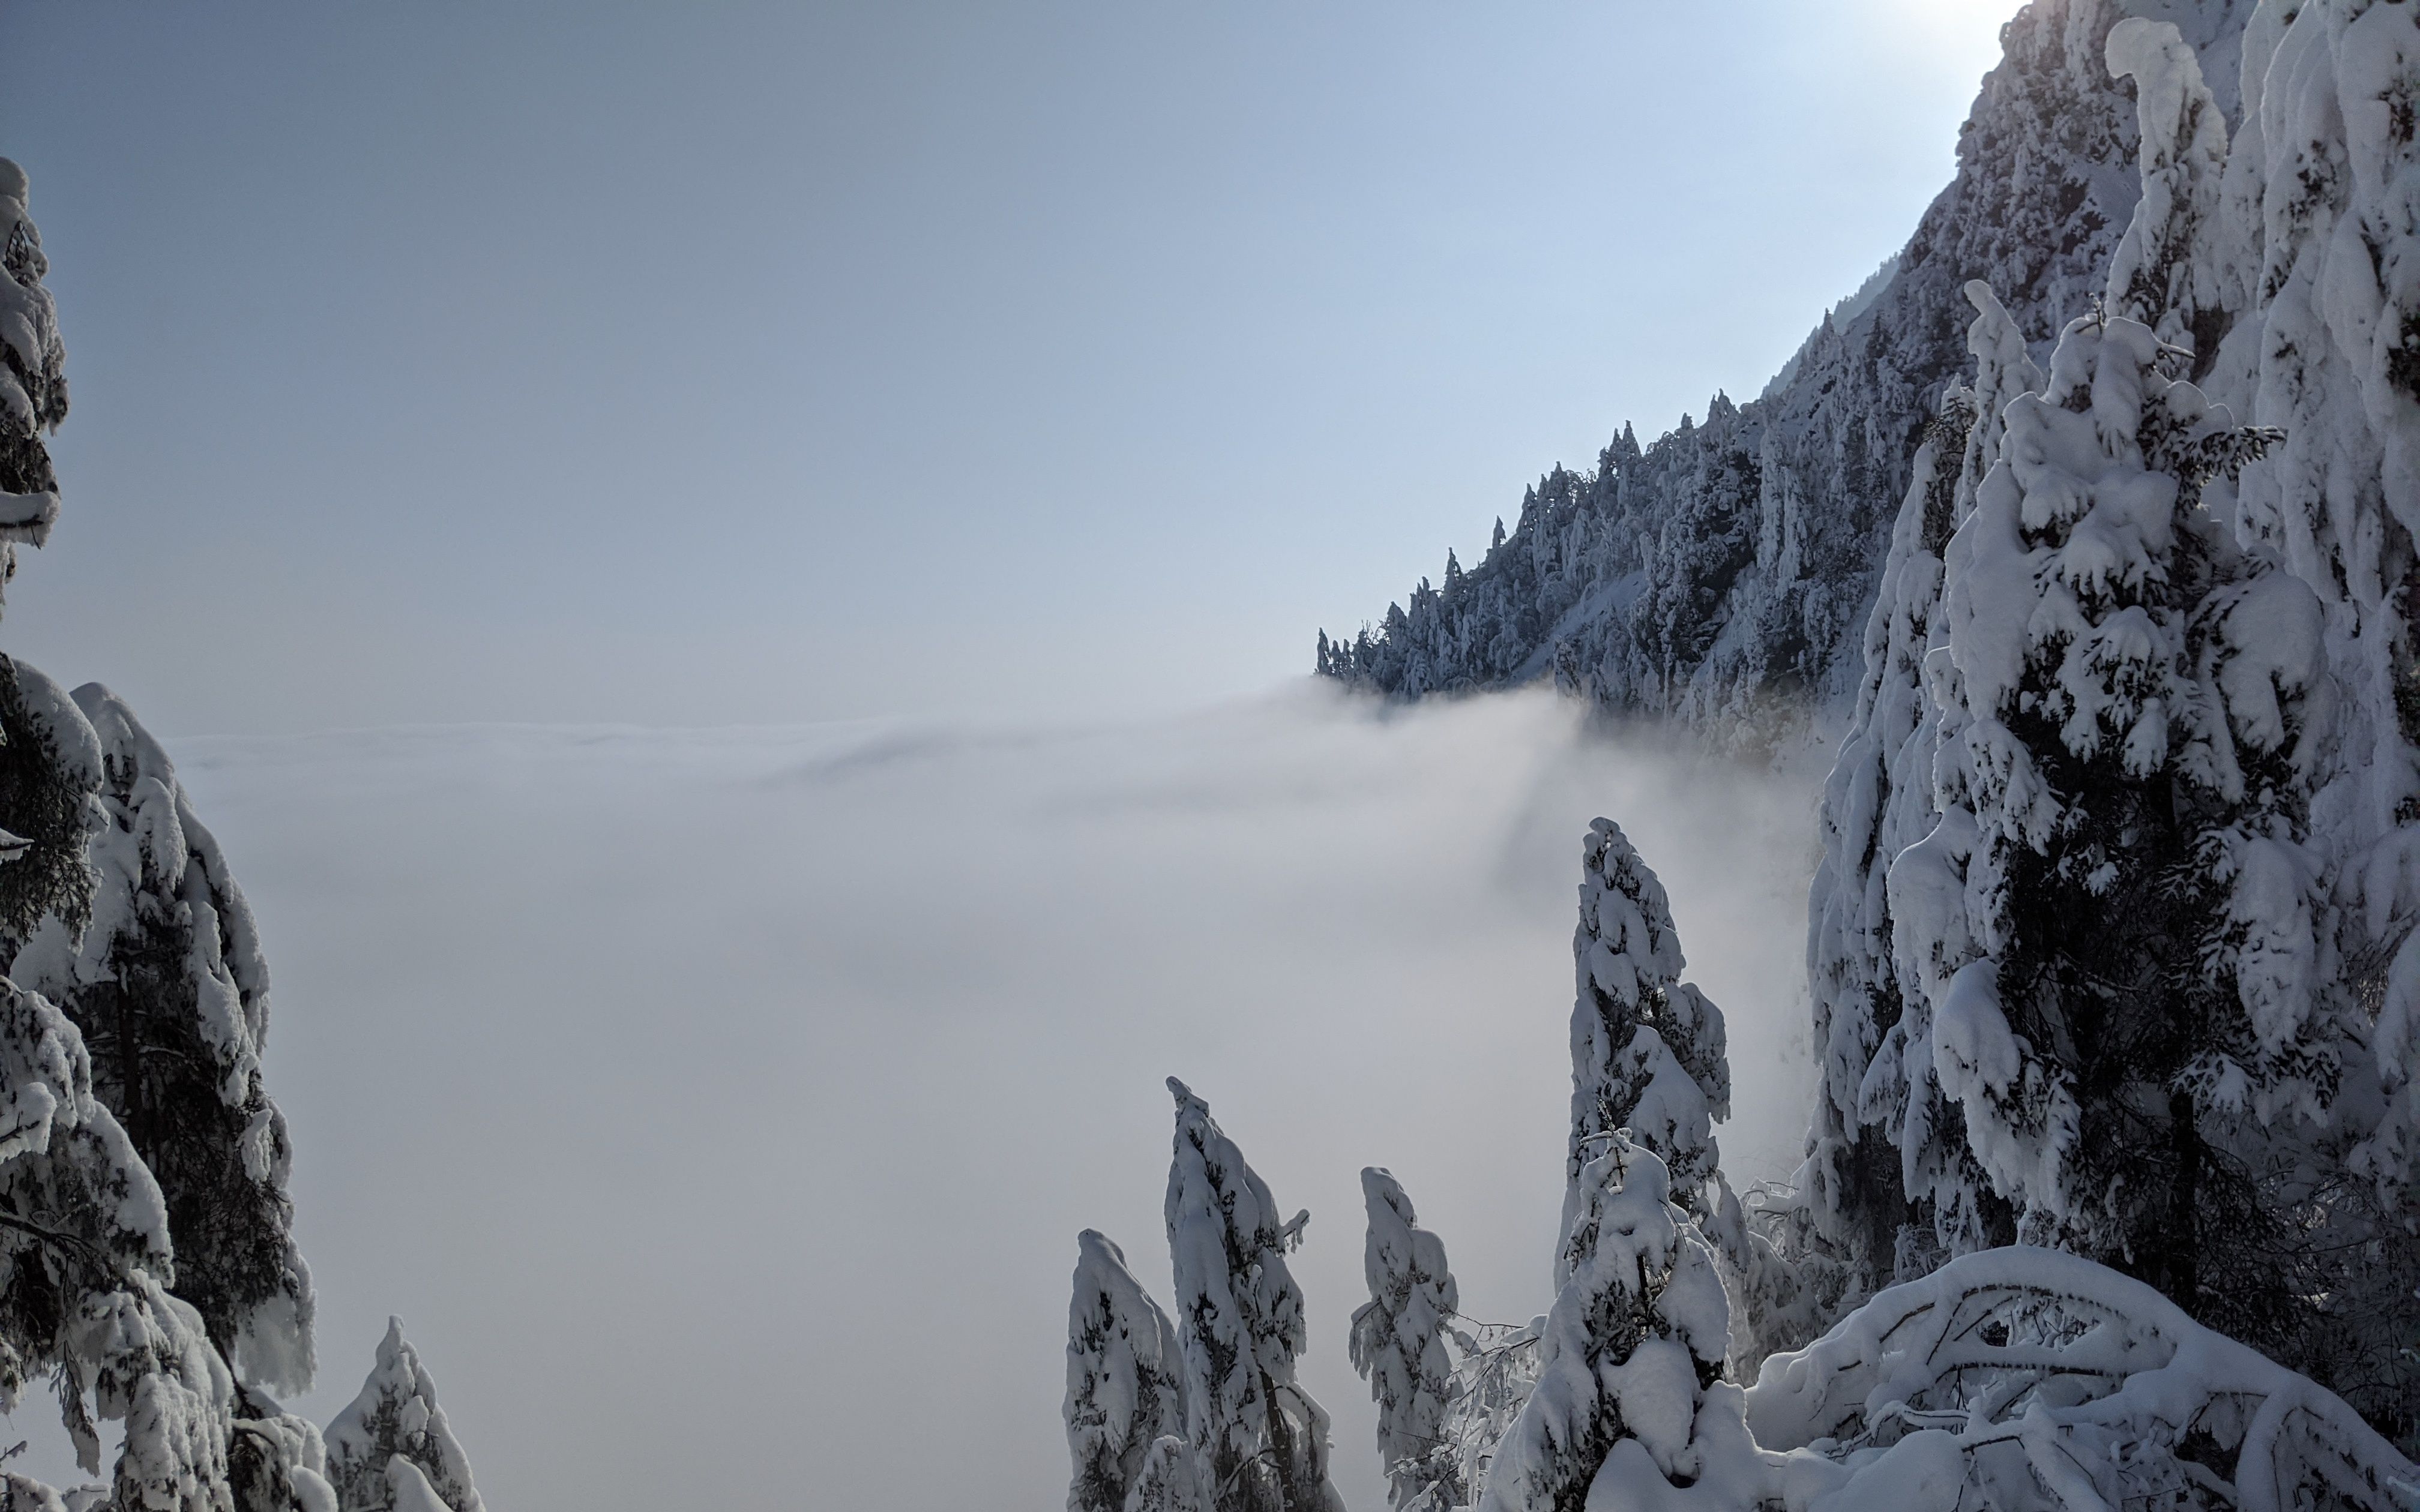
[1066,1228,1188,1512]
[1568,819,1730,1223]
[1164,1078,1311,1383]
[324,1319,483,1512]
[63,681,272,1063]
[1577,820,1684,1001]
[1354,1169,1454,1325]
[1163,1078,1338,1512]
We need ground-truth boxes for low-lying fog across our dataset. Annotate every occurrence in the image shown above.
[31,685,1823,1510]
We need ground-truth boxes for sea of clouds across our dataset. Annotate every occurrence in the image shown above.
[16,684,1823,1510]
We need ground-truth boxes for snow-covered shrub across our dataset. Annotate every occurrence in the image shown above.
[1164,1079,1343,1512]
[1747,1246,2420,1512]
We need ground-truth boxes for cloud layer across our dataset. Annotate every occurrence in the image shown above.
[100,685,1823,1510]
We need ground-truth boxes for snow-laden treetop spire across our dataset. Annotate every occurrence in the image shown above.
[325,1317,485,1512]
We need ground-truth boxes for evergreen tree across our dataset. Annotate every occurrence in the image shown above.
[322,1321,482,1512]
[1802,283,2039,1297]
[1066,1229,1191,1512]
[1163,1079,1341,1512]
[12,685,313,1392]
[1567,819,1727,1225]
[1347,1168,1459,1511]
[1912,297,2332,1331]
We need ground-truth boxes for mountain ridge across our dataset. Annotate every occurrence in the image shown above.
[1317,0,2260,749]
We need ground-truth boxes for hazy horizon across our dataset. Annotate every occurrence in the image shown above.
[1,0,2023,737]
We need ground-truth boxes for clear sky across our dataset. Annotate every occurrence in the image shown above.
[0,0,2024,735]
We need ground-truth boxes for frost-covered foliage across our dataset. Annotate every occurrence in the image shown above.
[1165,1079,1343,1512]
[1476,1136,1744,1512]
[1190,1,2420,1503]
[1067,1229,1193,1512]
[1421,1320,1541,1512]
[1319,2,2259,749]
[12,685,313,1391]
[1349,1169,1461,1510]
[322,1320,483,1512]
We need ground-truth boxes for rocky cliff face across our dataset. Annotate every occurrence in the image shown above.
[1317,0,2259,749]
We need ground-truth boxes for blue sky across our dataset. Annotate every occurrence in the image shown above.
[2,1,2019,734]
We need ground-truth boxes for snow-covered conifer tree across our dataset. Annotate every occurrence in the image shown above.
[1567,820,1728,1220]
[322,1321,482,1512]
[1802,283,2044,1298]
[1163,1079,1341,1512]
[1066,1229,1191,1512]
[12,685,313,1392]
[1907,293,2343,1324]
[1477,1136,1749,1512]
[1347,1169,1459,1510]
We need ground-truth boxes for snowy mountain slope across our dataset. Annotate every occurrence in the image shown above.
[1317,0,2260,748]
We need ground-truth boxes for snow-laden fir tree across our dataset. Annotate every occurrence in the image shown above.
[1066,1229,1192,1512]
[11,683,313,1392]
[1565,819,1816,1370]
[1347,1168,1459,1511]
[1476,1136,1753,1512]
[1802,284,2042,1297]
[322,1320,483,1512]
[2183,0,2420,1440]
[1163,1078,1342,1512]
[1566,820,1727,1219]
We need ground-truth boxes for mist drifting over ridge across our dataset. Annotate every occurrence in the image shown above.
[146,686,1819,1512]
